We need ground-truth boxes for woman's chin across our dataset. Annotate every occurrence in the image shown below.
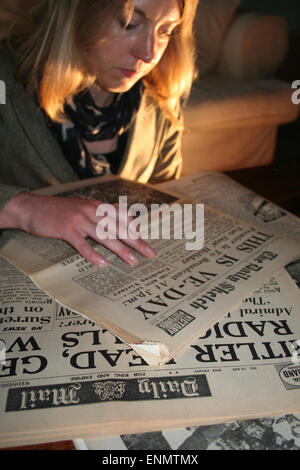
[98,75,141,94]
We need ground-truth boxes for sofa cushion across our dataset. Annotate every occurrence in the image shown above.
[217,12,289,79]
[194,0,240,76]
[184,76,299,130]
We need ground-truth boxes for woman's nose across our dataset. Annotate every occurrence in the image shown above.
[133,30,157,64]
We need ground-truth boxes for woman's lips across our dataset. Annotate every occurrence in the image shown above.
[119,68,139,78]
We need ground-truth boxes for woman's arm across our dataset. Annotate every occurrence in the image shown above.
[0,192,156,266]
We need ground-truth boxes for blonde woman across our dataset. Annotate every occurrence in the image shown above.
[0,0,198,266]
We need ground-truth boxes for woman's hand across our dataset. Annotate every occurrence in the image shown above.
[0,192,156,267]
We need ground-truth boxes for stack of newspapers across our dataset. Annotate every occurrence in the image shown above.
[0,172,300,448]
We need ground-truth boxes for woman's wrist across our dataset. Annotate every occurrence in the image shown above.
[0,191,31,231]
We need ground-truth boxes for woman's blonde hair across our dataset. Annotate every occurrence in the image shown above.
[8,0,199,126]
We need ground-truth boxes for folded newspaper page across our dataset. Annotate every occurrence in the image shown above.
[0,257,300,447]
[74,412,300,450]
[0,175,300,365]
[159,170,300,243]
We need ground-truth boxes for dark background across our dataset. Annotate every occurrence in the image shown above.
[240,0,300,169]
[241,0,300,35]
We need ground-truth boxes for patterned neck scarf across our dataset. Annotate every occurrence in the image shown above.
[65,80,144,142]
[50,81,144,178]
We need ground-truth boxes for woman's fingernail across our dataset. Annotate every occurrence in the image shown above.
[127,253,139,265]
[144,246,156,258]
[97,257,108,267]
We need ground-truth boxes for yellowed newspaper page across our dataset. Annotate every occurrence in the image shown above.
[0,257,300,447]
[159,171,300,242]
[0,176,300,365]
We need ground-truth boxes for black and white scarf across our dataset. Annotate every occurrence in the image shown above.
[50,81,144,178]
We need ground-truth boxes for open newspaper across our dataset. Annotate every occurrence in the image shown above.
[0,175,300,366]
[159,170,300,244]
[0,257,300,447]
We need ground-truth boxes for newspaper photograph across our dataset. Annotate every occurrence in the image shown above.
[75,412,300,450]
[0,176,300,366]
[0,256,300,447]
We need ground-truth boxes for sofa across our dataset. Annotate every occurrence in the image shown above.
[181,0,299,175]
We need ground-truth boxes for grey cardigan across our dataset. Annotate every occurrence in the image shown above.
[0,48,182,212]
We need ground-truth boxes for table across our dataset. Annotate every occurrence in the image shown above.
[2,162,300,451]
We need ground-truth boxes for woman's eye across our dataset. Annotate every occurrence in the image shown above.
[119,18,179,38]
[125,23,139,30]
[119,17,140,31]
[120,20,134,28]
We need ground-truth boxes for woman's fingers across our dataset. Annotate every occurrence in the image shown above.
[70,217,138,267]
[79,215,156,267]
[91,201,157,264]
[54,197,156,267]
[119,235,156,260]
[67,227,108,267]
[4,193,157,267]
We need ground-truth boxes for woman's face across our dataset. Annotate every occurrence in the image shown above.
[85,0,181,93]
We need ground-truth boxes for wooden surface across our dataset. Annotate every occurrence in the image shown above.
[2,162,299,451]
[2,441,76,451]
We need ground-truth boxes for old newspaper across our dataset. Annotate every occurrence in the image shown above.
[0,175,300,365]
[0,256,300,447]
[73,170,300,450]
[159,170,300,243]
[74,412,300,450]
